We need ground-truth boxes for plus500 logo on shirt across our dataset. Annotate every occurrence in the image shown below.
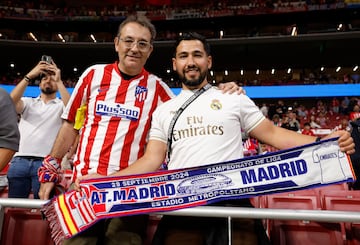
[96,101,140,121]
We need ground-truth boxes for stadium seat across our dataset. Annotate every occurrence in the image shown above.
[264,189,320,210]
[320,190,360,245]
[315,183,349,194]
[270,220,344,245]
[264,189,347,244]
[0,208,54,245]
[320,190,360,211]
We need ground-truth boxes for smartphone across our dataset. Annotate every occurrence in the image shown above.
[41,55,53,64]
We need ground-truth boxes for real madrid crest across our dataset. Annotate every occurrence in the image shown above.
[210,99,222,110]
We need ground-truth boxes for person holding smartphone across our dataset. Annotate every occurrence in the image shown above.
[7,56,70,199]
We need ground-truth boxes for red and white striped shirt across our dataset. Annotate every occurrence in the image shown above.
[62,62,174,179]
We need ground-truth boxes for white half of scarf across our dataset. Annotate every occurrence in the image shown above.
[42,137,355,245]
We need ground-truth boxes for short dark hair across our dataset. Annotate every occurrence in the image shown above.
[118,15,156,43]
[173,32,211,57]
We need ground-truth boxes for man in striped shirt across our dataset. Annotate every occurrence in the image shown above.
[38,15,241,245]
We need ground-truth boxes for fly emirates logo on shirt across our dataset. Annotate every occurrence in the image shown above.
[96,101,140,121]
[172,115,224,141]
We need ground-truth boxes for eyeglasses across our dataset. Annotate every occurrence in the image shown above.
[119,38,152,52]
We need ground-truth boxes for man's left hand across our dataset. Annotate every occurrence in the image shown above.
[218,82,246,95]
[323,130,355,155]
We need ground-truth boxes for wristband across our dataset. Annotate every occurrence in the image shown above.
[24,75,33,83]
[38,155,63,183]
[315,136,321,142]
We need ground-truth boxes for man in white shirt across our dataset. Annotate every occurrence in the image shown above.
[8,58,70,199]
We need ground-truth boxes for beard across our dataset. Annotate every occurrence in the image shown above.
[179,67,207,89]
[41,87,56,95]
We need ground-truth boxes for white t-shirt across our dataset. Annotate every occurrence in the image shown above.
[15,96,65,157]
[150,86,265,170]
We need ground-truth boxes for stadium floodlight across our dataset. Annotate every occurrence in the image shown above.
[57,33,65,42]
[90,34,97,43]
[29,32,38,41]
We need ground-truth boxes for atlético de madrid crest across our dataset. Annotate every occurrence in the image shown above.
[135,85,148,102]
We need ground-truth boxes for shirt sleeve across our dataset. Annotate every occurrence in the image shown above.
[239,94,266,134]
[149,105,168,144]
[0,88,20,151]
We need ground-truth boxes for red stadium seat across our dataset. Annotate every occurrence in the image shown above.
[315,183,349,194]
[264,189,347,244]
[320,190,360,211]
[0,208,54,245]
[263,190,320,238]
[264,189,320,210]
[320,190,360,245]
[270,220,344,245]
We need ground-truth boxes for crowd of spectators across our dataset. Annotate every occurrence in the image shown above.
[0,0,347,22]
[0,0,355,41]
[243,96,360,155]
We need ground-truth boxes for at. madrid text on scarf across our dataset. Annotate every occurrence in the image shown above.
[42,138,355,245]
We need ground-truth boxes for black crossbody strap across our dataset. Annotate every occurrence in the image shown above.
[165,83,212,166]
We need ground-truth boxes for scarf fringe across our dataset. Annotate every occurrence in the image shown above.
[42,201,66,245]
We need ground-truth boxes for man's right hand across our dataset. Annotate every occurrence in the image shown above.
[37,155,62,200]
[39,182,55,200]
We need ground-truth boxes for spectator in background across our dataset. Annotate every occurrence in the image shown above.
[275,99,288,117]
[333,118,351,132]
[266,102,276,120]
[339,97,350,115]
[281,111,300,132]
[0,88,20,171]
[287,110,301,132]
[272,113,282,127]
[259,102,268,117]
[302,122,315,136]
[332,97,340,114]
[7,58,70,199]
[350,104,360,121]
[310,114,321,129]
[315,111,329,128]
[296,104,308,119]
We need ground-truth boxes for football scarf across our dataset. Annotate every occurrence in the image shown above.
[42,138,355,245]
